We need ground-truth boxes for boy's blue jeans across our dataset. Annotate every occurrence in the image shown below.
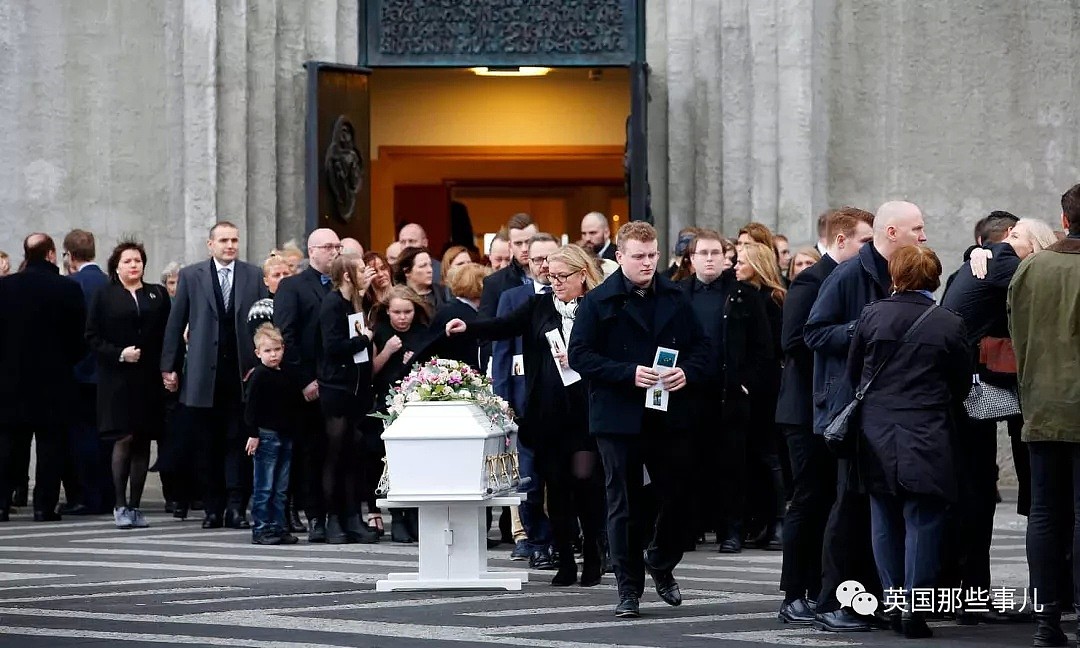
[251,428,292,538]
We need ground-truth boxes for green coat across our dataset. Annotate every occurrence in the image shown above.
[1008,236,1080,442]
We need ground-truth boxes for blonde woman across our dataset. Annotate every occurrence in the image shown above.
[968,217,1059,279]
[445,245,606,587]
[788,247,821,280]
[734,240,788,550]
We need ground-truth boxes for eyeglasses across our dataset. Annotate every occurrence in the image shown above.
[311,244,343,251]
[529,256,550,265]
[693,249,725,258]
[550,270,582,284]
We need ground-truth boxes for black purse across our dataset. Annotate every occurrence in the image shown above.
[823,305,938,455]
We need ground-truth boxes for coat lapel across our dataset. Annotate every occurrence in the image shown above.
[200,263,219,317]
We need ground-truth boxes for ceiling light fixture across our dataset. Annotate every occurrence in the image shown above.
[469,66,552,77]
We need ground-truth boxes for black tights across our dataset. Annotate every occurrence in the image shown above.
[112,434,150,509]
[538,447,605,563]
[323,416,362,517]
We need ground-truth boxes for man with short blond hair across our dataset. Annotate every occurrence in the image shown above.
[569,221,709,618]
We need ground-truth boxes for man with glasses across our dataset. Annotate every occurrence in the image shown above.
[162,221,268,530]
[569,221,709,618]
[680,229,772,554]
[274,228,341,542]
[494,233,560,566]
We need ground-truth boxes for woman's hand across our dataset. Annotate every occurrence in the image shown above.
[121,346,142,363]
[554,350,569,369]
[969,248,992,280]
[445,319,467,336]
[383,335,403,354]
[245,437,259,456]
[402,350,414,365]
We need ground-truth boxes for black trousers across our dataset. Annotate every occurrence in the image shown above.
[1026,442,1080,612]
[189,398,248,516]
[0,425,66,514]
[596,417,692,597]
[941,415,997,591]
[1008,415,1030,516]
[817,458,881,611]
[292,400,325,518]
[780,425,836,600]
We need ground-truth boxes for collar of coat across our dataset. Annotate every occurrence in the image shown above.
[23,259,60,275]
[1048,237,1080,254]
[858,243,892,293]
[593,267,682,302]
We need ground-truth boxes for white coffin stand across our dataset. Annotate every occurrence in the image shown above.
[375,401,529,592]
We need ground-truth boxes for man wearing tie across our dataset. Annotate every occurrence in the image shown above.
[161,221,267,529]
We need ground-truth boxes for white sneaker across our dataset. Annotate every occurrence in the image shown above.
[114,507,134,529]
[129,508,149,528]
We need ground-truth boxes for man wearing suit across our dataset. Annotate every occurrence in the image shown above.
[775,208,874,625]
[495,234,559,567]
[581,212,617,261]
[0,234,86,522]
[62,229,112,515]
[479,213,537,318]
[273,228,340,542]
[161,221,267,529]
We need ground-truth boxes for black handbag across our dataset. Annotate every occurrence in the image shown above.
[823,304,938,455]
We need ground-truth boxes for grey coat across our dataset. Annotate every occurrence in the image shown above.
[160,259,266,408]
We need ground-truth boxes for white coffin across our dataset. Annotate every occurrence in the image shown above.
[381,401,510,500]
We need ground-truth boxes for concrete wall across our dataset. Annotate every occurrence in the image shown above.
[646,0,1079,271]
[0,0,358,272]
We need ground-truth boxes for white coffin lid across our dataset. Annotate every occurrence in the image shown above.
[380,401,507,440]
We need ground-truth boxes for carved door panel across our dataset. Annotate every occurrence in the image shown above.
[627,61,651,224]
[305,62,373,248]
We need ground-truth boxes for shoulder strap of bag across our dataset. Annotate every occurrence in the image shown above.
[856,304,938,400]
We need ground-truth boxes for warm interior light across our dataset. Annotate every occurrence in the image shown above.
[469,66,552,77]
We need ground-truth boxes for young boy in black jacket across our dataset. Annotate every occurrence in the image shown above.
[245,324,302,545]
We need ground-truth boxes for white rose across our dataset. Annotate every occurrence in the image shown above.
[406,392,421,402]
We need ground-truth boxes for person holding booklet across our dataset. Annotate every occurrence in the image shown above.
[567,222,710,619]
[316,253,378,545]
[445,244,605,587]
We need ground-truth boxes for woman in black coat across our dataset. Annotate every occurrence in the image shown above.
[445,245,605,587]
[846,246,971,638]
[317,253,378,545]
[86,240,171,529]
[428,263,488,370]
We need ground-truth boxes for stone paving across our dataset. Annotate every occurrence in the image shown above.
[0,494,1044,648]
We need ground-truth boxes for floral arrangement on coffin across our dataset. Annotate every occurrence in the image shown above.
[376,357,516,430]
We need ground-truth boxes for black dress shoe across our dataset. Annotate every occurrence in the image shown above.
[288,509,306,533]
[391,512,412,543]
[224,509,250,529]
[325,514,349,544]
[646,567,681,606]
[1033,613,1067,647]
[343,514,378,544]
[813,609,871,632]
[901,612,933,638]
[61,503,90,515]
[529,548,555,570]
[202,513,223,529]
[615,595,640,618]
[718,535,742,553]
[33,510,61,522]
[173,503,189,520]
[251,534,283,545]
[278,532,300,545]
[778,598,815,625]
[308,516,326,543]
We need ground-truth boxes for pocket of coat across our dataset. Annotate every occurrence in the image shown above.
[813,380,833,407]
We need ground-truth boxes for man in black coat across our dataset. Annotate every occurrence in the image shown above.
[161,221,267,530]
[775,208,874,624]
[273,228,340,542]
[580,211,617,261]
[804,200,926,631]
[62,229,112,515]
[679,229,773,554]
[478,213,537,319]
[0,234,86,522]
[569,222,709,619]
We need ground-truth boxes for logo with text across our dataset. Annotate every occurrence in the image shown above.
[837,580,880,615]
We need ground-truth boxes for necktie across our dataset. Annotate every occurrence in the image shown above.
[541,285,553,294]
[219,267,231,311]
[633,287,648,298]
[320,274,331,286]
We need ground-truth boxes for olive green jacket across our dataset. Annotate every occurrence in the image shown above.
[1008,236,1080,442]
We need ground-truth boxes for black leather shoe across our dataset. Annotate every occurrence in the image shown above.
[33,510,61,522]
[646,567,681,606]
[61,503,90,516]
[901,612,933,639]
[325,514,349,544]
[307,516,326,543]
[391,513,412,543]
[718,535,742,553]
[224,509,250,529]
[615,595,640,618]
[278,532,300,545]
[173,503,189,520]
[813,609,871,632]
[251,534,282,545]
[529,548,555,570]
[778,598,815,625]
[343,514,378,544]
[202,513,223,529]
[288,509,306,533]
[1033,613,1067,647]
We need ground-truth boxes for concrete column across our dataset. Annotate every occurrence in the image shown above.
[275,0,307,244]
[182,0,219,262]
[217,0,250,249]
[247,0,279,258]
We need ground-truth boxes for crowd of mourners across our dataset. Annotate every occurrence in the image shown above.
[1,184,1079,645]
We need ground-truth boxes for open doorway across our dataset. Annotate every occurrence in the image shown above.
[368,66,631,258]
